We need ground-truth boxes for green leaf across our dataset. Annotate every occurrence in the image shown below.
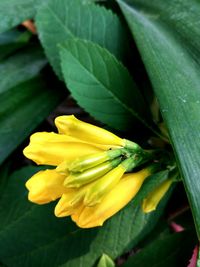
[132,170,170,206]
[0,162,10,198]
[60,38,148,130]
[0,30,31,60]
[97,254,115,267]
[117,0,200,237]
[0,0,44,34]
[0,166,167,267]
[0,47,46,93]
[0,48,64,164]
[36,0,128,79]
[121,231,196,267]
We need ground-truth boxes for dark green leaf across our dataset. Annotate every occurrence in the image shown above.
[0,166,167,267]
[36,0,128,79]
[0,47,46,93]
[0,48,64,164]
[60,38,148,130]
[0,162,10,197]
[117,0,200,237]
[0,30,31,60]
[121,231,196,267]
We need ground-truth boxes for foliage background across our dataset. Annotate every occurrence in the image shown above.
[0,0,199,266]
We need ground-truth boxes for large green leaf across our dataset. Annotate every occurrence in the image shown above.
[0,0,45,34]
[0,48,64,164]
[0,166,167,267]
[36,0,128,79]
[60,38,149,130]
[117,0,200,237]
[121,231,196,267]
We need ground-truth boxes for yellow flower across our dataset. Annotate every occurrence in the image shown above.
[23,115,150,228]
[142,178,173,213]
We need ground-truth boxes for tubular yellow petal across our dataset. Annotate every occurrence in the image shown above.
[23,132,103,166]
[71,204,85,222]
[55,115,125,146]
[142,178,173,213]
[74,168,152,228]
[25,169,68,204]
[55,185,90,217]
[84,164,126,206]
[28,131,111,150]
[54,190,77,217]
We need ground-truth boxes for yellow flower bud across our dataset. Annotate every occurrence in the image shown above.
[54,190,78,217]
[64,158,121,188]
[23,132,103,166]
[142,178,173,213]
[55,186,88,217]
[72,168,152,228]
[55,115,125,146]
[67,149,123,172]
[83,157,138,207]
[25,169,68,204]
[83,160,130,207]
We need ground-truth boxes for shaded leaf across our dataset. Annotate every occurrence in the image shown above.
[0,166,167,267]
[117,0,200,237]
[0,48,64,164]
[60,38,148,130]
[0,47,46,94]
[36,0,128,79]
[121,231,196,267]
[0,30,31,60]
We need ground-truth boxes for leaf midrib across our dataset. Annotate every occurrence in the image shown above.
[61,45,143,123]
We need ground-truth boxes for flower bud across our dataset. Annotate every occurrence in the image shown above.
[55,115,125,146]
[72,167,153,228]
[142,178,173,213]
[25,169,68,204]
[84,157,136,207]
[64,158,121,188]
[23,132,103,166]
[67,149,123,173]
[55,185,88,217]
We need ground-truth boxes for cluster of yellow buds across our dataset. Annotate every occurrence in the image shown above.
[23,115,172,228]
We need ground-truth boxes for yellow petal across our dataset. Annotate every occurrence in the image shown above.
[23,132,103,166]
[55,185,89,217]
[142,178,173,213]
[54,190,77,217]
[71,204,85,222]
[55,115,125,146]
[25,169,67,204]
[74,168,151,228]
